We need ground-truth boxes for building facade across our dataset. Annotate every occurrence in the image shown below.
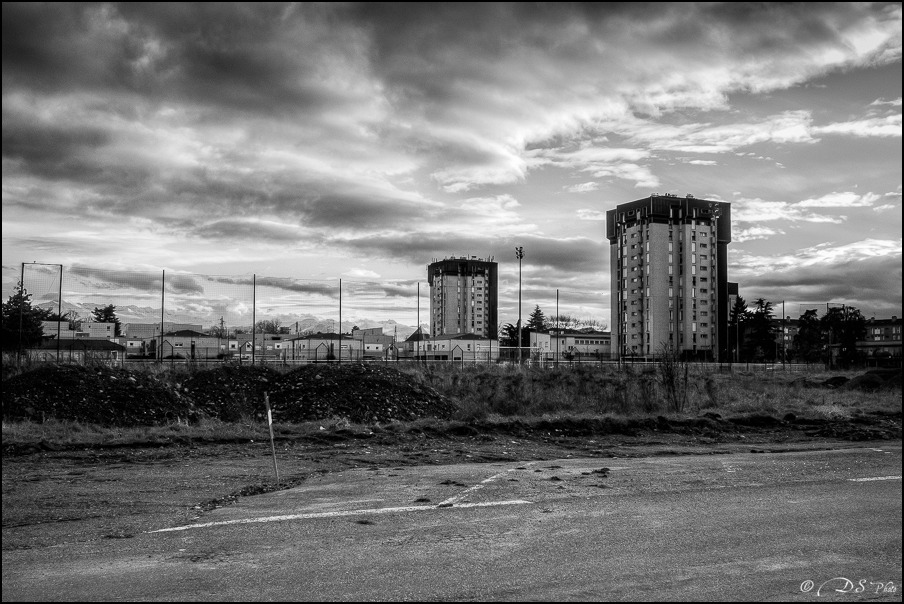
[529,329,612,362]
[400,329,497,362]
[427,256,498,338]
[606,194,731,360]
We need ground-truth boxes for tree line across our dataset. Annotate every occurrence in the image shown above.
[498,305,606,347]
[729,296,868,367]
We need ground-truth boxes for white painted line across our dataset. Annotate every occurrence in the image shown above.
[848,475,901,482]
[438,462,536,506]
[148,499,533,534]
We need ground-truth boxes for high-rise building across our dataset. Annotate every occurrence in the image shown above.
[606,194,731,360]
[427,256,498,338]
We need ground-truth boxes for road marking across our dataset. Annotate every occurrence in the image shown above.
[848,475,901,482]
[438,462,536,506]
[438,471,507,506]
[148,499,533,533]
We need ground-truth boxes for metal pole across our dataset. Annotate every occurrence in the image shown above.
[338,278,342,365]
[516,246,523,364]
[556,288,559,367]
[252,274,256,365]
[264,392,280,484]
[17,263,24,367]
[160,270,165,364]
[57,264,63,362]
[417,282,421,364]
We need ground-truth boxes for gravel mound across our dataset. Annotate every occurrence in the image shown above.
[1,365,188,426]
[2,363,458,426]
[181,365,280,422]
[268,364,457,423]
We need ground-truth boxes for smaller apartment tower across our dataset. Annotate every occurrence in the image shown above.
[607,195,731,361]
[427,256,498,338]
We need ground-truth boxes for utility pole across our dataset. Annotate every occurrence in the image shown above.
[515,246,524,364]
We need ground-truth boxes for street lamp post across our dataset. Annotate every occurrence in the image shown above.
[515,246,524,364]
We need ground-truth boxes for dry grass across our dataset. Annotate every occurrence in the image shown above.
[398,363,900,421]
[3,362,900,447]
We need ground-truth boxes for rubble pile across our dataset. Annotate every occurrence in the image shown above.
[181,365,280,422]
[2,363,458,426]
[267,364,457,423]
[1,365,188,426]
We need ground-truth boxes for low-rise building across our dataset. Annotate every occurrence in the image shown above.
[41,321,117,339]
[25,339,126,363]
[351,327,396,360]
[286,333,358,361]
[122,322,203,339]
[399,329,497,361]
[530,329,612,362]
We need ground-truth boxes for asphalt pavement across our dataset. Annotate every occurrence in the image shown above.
[3,443,901,601]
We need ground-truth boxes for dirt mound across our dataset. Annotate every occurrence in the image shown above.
[267,364,457,423]
[181,365,280,421]
[2,363,458,426]
[1,365,188,426]
[842,369,902,392]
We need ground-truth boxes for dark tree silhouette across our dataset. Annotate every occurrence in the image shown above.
[526,305,548,332]
[792,309,824,363]
[821,306,867,368]
[91,304,122,336]
[1,282,51,351]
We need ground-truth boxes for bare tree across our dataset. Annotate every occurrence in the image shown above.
[657,343,689,413]
[256,319,282,334]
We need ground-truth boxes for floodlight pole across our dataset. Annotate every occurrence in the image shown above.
[516,246,524,364]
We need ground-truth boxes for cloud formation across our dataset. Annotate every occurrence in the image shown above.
[2,2,901,325]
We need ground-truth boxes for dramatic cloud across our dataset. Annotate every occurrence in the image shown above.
[732,198,847,224]
[3,2,901,326]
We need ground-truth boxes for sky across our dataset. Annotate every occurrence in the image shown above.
[2,2,902,332]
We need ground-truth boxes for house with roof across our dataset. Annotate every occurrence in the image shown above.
[529,329,612,362]
[285,332,359,361]
[351,327,396,360]
[400,329,497,362]
[41,321,117,340]
[146,329,228,360]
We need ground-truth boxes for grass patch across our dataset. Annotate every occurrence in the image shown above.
[3,362,900,449]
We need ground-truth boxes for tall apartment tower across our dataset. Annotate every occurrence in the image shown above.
[427,256,498,338]
[606,195,731,360]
